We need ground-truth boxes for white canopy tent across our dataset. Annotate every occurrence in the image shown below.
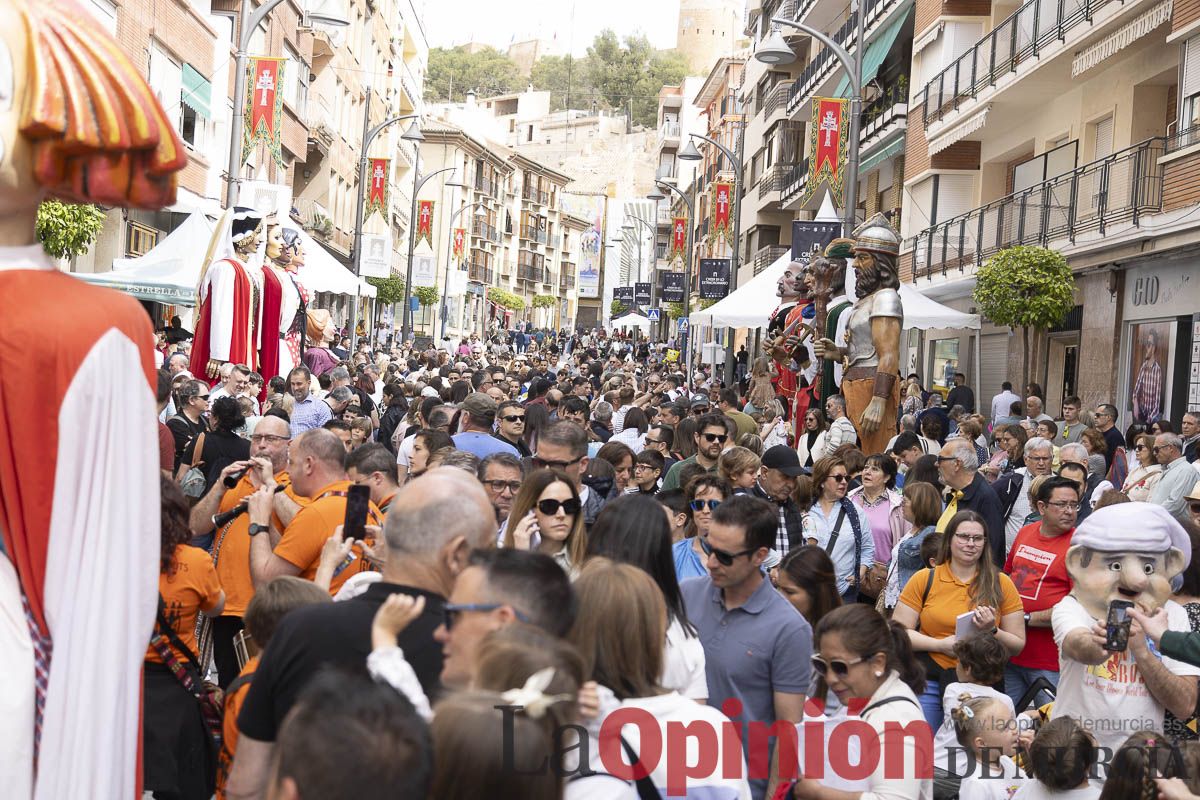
[612,311,651,333]
[76,212,376,303]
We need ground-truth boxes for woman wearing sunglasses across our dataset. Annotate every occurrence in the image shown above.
[504,469,587,578]
[783,604,930,800]
[892,511,1025,730]
[671,475,732,581]
[802,457,873,604]
[1122,432,1162,502]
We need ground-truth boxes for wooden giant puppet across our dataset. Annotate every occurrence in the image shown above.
[0,2,186,797]
[189,207,264,381]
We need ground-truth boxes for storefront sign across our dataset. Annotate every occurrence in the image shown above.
[698,258,730,300]
[1122,262,1196,318]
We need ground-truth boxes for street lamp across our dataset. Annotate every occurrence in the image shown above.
[347,89,421,351]
[755,15,864,235]
[653,179,695,383]
[401,158,465,345]
[225,0,348,208]
[439,202,488,340]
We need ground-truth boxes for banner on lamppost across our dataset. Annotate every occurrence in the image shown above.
[803,97,850,206]
[614,286,635,307]
[360,233,392,279]
[416,200,435,246]
[243,56,286,169]
[660,271,685,303]
[790,220,843,268]
[671,217,687,261]
[635,282,652,306]
[711,182,733,244]
[412,254,437,288]
[452,228,466,259]
[364,158,390,220]
[698,258,731,300]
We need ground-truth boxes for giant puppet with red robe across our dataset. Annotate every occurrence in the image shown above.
[766,260,817,425]
[257,221,308,392]
[0,1,187,797]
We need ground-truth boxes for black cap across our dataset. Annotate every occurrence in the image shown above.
[761,445,805,477]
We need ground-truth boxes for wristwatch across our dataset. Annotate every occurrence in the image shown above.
[248,523,269,537]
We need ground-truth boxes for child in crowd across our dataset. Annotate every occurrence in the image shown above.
[1012,718,1099,800]
[718,446,760,493]
[951,694,1024,800]
[935,633,1015,776]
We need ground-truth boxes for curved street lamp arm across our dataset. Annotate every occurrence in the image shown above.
[655,181,693,213]
[770,17,861,95]
[689,133,744,182]
[364,114,420,151]
[415,166,458,193]
[243,0,288,48]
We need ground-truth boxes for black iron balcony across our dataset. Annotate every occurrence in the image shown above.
[519,224,547,244]
[522,186,549,205]
[786,0,900,114]
[758,164,797,198]
[912,137,1165,277]
[471,218,499,243]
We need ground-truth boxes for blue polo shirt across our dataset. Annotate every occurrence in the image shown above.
[451,431,519,460]
[680,574,813,795]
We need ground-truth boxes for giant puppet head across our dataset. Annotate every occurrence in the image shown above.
[809,238,852,303]
[265,221,290,267]
[776,260,805,302]
[851,213,901,300]
[282,228,305,272]
[0,0,186,245]
[306,308,336,348]
[1065,502,1191,620]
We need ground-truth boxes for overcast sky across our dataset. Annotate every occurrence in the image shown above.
[419,0,681,56]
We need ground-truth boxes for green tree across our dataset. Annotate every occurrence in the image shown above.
[972,246,1075,390]
[426,46,523,102]
[36,200,106,260]
[414,286,439,307]
[530,55,592,111]
[584,31,688,127]
[532,294,556,308]
[611,299,629,316]
[366,275,406,305]
[488,288,525,310]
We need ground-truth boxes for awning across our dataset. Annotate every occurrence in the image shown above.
[181,64,212,120]
[859,136,906,173]
[834,7,912,98]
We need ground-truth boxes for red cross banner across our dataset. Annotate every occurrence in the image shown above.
[712,182,733,242]
[364,158,390,220]
[242,56,286,169]
[417,200,435,246]
[671,216,687,261]
[452,227,466,258]
[803,97,850,206]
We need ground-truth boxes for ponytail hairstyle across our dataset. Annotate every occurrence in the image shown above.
[1027,717,1097,791]
[815,604,925,695]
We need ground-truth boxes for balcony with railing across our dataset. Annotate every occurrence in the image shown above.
[753,244,790,274]
[860,79,908,148]
[559,266,576,289]
[919,0,1133,130]
[657,121,681,148]
[779,157,810,206]
[468,260,494,284]
[763,81,794,121]
[522,185,550,205]
[758,164,797,199]
[520,223,548,244]
[518,264,547,283]
[474,173,497,199]
[472,217,499,243]
[911,137,1165,278]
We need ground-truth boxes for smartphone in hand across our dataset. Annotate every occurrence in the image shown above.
[1105,599,1134,651]
[343,484,372,543]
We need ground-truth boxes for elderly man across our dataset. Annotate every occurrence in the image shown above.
[993,436,1055,554]
[750,445,807,555]
[477,453,525,531]
[1183,411,1200,463]
[1025,396,1052,424]
[1052,503,1199,758]
[1151,433,1197,524]
[228,470,497,799]
[936,438,1005,566]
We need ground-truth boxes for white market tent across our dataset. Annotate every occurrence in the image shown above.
[612,311,651,332]
[76,212,376,304]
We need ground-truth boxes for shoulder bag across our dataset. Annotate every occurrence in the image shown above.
[150,594,224,752]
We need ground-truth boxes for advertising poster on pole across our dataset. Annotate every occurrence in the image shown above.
[360,233,392,278]
[634,282,652,306]
[660,272,685,303]
[791,220,842,267]
[412,254,437,288]
[614,286,635,305]
[698,258,731,300]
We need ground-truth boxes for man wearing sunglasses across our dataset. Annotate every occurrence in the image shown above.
[452,393,520,460]
[661,413,729,492]
[679,495,812,800]
[493,399,532,457]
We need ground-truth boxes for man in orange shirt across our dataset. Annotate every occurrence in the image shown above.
[345,443,401,516]
[188,414,306,687]
[247,428,382,595]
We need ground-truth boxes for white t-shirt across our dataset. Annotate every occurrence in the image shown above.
[1051,595,1200,755]
[1011,782,1100,800]
[933,682,1015,775]
[958,755,1024,800]
[396,433,415,468]
[662,617,707,700]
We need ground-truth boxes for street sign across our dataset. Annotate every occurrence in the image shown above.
[647,308,661,321]
[678,318,689,333]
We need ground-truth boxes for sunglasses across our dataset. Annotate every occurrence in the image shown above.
[536,497,582,516]
[690,499,722,512]
[828,474,848,483]
[692,407,710,415]
[810,654,868,678]
[443,602,529,631]
[532,455,584,470]
[501,414,526,422]
[701,433,728,444]
[644,437,663,445]
[699,536,756,566]
[1189,502,1200,514]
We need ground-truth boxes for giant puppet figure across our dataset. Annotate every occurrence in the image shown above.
[0,2,187,797]
[766,260,816,423]
[258,222,308,389]
[805,238,853,404]
[815,213,903,456]
[190,207,264,381]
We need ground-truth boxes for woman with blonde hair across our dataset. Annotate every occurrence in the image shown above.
[504,469,587,577]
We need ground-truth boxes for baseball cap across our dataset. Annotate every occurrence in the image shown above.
[761,445,806,477]
[460,392,498,421]
[689,393,711,408]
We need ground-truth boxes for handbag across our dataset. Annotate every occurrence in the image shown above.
[150,594,224,752]
[860,562,889,600]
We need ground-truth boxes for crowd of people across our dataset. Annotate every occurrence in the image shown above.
[145,325,1200,800]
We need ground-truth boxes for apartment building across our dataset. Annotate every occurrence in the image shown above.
[900,0,1200,419]
[654,79,707,278]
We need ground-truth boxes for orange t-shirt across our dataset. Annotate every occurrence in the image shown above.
[273,480,382,595]
[897,562,1023,669]
[215,654,259,800]
[147,544,223,664]
[214,472,309,617]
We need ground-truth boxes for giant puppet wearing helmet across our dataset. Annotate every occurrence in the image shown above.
[0,1,187,797]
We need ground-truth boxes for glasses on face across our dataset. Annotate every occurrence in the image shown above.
[644,437,663,445]
[501,414,526,423]
[701,433,728,444]
[195,394,210,402]
[536,497,582,516]
[692,407,710,415]
[1135,444,1147,451]
[1189,502,1200,515]
[690,499,722,512]
[828,474,848,483]
[484,479,522,494]
[953,533,987,545]
[443,602,529,631]
[699,536,755,566]
[634,464,658,473]
[250,434,290,445]
[936,456,959,464]
[810,654,867,678]
[532,455,584,470]
[1044,501,1081,511]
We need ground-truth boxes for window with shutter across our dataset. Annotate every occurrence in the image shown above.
[1182,37,1200,139]
[1093,115,1113,160]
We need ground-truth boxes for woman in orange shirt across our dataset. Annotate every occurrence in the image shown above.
[144,477,225,800]
[893,510,1025,730]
